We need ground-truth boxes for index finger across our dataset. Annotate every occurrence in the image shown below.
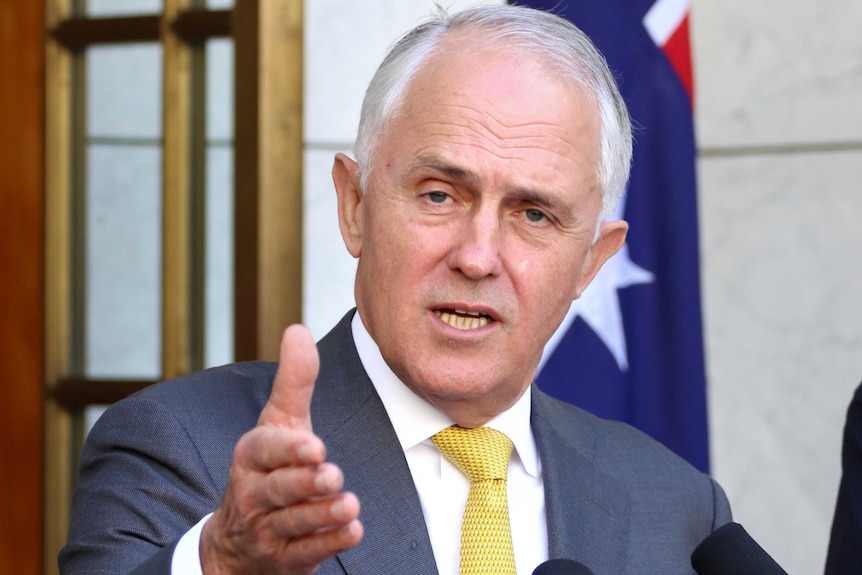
[258,324,320,430]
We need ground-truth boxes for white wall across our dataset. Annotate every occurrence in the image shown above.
[693,2,862,572]
[303,2,862,573]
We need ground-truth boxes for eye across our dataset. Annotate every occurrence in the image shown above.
[524,208,547,223]
[426,191,451,204]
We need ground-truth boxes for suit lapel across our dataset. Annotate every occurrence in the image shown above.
[312,312,439,575]
[532,387,630,573]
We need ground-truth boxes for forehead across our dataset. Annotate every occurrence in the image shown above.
[374,34,602,198]
[413,35,587,117]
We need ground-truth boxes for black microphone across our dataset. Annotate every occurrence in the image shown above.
[691,522,788,575]
[532,558,595,575]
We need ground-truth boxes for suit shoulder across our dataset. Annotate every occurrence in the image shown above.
[132,360,277,409]
[92,361,278,451]
[533,392,731,562]
[533,389,710,482]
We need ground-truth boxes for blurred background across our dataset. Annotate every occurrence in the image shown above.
[2,1,860,573]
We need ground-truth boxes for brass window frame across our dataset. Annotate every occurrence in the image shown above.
[43,1,303,572]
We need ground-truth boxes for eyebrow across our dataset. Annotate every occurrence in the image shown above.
[407,154,575,220]
[408,155,481,184]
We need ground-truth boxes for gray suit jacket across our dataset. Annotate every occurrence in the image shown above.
[60,311,731,575]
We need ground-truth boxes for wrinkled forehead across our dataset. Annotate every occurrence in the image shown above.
[385,31,600,140]
[392,29,600,128]
[368,46,603,212]
[388,37,599,149]
[421,30,596,108]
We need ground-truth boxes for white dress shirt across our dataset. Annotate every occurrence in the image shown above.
[172,313,548,574]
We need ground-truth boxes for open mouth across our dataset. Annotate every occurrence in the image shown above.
[434,309,492,330]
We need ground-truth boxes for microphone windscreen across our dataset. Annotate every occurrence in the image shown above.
[532,558,595,575]
[691,522,788,575]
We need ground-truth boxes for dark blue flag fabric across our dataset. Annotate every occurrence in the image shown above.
[513,0,710,472]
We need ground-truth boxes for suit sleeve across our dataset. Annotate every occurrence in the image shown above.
[825,382,862,575]
[58,395,223,575]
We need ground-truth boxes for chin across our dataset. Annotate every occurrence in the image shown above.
[419,367,515,402]
[403,364,479,395]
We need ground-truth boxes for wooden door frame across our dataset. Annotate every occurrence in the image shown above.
[40,1,304,572]
[0,1,45,573]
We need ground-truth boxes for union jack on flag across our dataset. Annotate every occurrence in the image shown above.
[513,0,710,472]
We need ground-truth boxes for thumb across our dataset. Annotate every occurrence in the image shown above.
[258,324,320,430]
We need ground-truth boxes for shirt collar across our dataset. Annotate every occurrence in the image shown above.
[350,312,540,478]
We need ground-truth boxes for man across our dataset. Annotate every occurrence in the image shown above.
[825,381,862,574]
[60,5,731,575]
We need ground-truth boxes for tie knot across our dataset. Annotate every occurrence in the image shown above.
[431,425,513,482]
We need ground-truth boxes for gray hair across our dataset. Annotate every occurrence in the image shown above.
[354,3,632,224]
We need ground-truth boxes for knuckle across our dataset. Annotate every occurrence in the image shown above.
[261,473,283,509]
[287,532,336,569]
[272,505,310,539]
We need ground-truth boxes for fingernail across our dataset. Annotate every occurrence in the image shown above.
[297,444,314,462]
[331,499,346,519]
[339,520,361,541]
[315,470,333,491]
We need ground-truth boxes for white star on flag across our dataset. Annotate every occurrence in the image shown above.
[540,193,655,372]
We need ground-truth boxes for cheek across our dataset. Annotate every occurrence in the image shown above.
[510,245,585,301]
[508,252,545,296]
[364,213,436,285]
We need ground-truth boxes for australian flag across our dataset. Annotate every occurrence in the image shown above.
[514,0,710,472]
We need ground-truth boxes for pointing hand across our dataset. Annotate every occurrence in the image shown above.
[201,325,363,575]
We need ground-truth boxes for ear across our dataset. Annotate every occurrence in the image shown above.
[332,153,364,258]
[573,220,629,298]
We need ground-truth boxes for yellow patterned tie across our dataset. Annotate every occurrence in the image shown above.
[431,425,517,575]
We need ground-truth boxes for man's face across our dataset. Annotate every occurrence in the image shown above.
[334,36,627,427]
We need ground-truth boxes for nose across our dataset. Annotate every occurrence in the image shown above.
[447,206,504,280]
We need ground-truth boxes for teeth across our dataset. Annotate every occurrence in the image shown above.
[435,310,490,330]
[455,309,481,317]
